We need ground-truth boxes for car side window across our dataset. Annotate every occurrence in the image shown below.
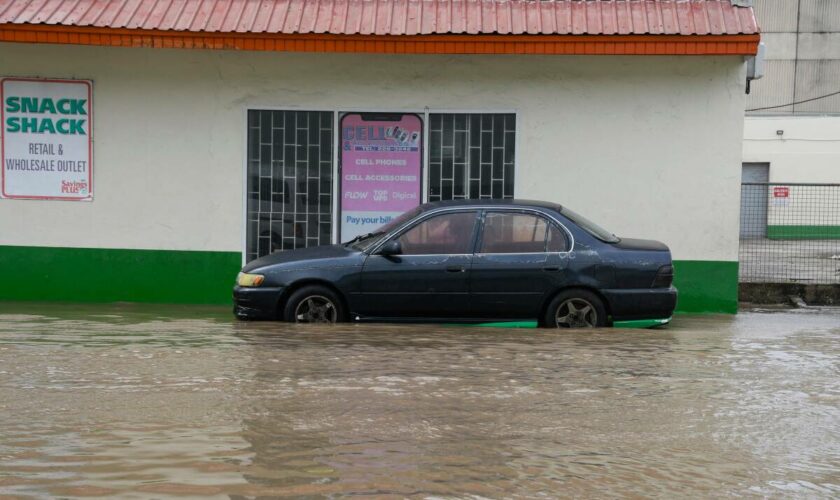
[396,211,477,255]
[479,212,551,254]
[546,222,569,252]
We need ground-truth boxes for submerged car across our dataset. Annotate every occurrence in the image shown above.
[233,199,677,328]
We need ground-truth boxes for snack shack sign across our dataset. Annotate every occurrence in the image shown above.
[1,78,92,200]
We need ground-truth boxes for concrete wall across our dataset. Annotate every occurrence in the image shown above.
[748,0,840,114]
[0,42,747,311]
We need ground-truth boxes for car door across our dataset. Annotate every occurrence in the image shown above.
[470,210,570,319]
[357,210,479,318]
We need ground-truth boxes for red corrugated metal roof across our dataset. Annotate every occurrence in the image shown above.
[0,0,758,36]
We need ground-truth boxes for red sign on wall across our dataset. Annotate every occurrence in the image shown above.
[773,186,790,198]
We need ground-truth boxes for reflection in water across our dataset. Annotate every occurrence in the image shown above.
[0,302,838,497]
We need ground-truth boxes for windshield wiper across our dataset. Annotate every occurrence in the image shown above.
[343,231,383,246]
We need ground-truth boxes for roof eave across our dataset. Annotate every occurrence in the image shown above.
[0,25,762,55]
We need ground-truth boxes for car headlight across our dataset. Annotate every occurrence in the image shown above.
[237,272,265,287]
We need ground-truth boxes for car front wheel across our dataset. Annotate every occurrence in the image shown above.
[283,285,345,324]
[544,289,608,328]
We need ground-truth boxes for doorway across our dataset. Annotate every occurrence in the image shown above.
[739,162,769,238]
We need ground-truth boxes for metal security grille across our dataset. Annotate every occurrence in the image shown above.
[428,113,515,202]
[246,110,333,262]
[739,183,840,284]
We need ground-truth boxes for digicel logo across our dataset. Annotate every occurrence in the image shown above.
[4,96,87,135]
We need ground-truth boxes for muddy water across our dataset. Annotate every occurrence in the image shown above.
[0,303,838,498]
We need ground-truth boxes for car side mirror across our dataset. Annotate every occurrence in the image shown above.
[378,240,402,256]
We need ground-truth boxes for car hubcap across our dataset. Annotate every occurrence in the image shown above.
[555,298,598,328]
[294,296,337,324]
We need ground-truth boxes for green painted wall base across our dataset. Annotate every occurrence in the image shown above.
[767,225,840,240]
[614,318,672,328]
[451,319,670,329]
[672,260,738,314]
[0,245,738,314]
[0,245,241,304]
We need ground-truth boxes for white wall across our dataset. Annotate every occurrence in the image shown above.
[743,116,840,183]
[0,43,746,263]
[743,116,840,226]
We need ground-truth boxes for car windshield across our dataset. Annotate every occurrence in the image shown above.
[344,207,423,252]
[560,207,620,243]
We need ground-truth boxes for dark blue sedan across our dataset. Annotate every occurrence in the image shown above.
[233,200,677,328]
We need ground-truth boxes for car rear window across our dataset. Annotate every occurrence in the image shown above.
[560,207,620,243]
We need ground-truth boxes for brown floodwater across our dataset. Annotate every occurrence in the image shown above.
[0,302,838,498]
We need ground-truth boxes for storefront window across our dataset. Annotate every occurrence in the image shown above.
[428,113,515,201]
[246,110,334,262]
[245,110,515,259]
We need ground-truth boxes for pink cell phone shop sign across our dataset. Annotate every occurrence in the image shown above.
[340,113,422,241]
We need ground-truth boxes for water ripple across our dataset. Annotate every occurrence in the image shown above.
[0,302,838,497]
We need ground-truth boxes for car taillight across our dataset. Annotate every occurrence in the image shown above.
[652,265,673,288]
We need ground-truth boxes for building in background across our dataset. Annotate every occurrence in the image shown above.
[0,0,761,314]
[742,0,840,241]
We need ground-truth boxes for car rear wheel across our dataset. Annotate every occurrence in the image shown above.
[544,289,607,328]
[283,285,345,324]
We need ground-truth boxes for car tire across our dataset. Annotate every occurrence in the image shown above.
[543,289,608,328]
[283,285,346,324]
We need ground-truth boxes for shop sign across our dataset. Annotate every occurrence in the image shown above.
[1,78,93,200]
[340,113,422,241]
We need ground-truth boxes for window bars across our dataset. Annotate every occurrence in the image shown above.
[246,110,334,262]
[245,110,518,261]
[739,183,840,284]
[428,113,515,202]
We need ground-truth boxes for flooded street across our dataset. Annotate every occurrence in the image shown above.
[0,303,838,498]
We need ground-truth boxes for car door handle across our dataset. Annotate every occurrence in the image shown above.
[446,265,466,273]
[543,266,560,272]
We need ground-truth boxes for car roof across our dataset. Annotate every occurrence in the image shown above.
[419,199,563,212]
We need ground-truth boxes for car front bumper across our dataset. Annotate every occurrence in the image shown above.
[232,285,284,320]
[602,286,678,322]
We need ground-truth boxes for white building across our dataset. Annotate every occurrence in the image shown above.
[0,0,761,314]
[743,0,840,239]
